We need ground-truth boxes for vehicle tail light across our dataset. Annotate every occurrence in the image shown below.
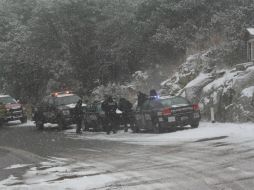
[192,104,199,111]
[162,108,172,116]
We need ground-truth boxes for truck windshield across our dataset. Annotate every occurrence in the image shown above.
[0,96,17,104]
[55,95,81,106]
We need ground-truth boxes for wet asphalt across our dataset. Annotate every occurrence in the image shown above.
[1,122,254,189]
[0,122,140,181]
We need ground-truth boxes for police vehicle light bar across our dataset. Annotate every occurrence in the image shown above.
[51,91,73,97]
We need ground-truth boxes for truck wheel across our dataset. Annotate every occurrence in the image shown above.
[36,121,44,130]
[132,124,140,133]
[152,123,162,134]
[94,121,103,132]
[20,116,27,124]
[83,121,90,131]
[191,122,199,128]
[58,119,66,130]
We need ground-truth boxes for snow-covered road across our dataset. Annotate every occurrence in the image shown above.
[0,122,254,189]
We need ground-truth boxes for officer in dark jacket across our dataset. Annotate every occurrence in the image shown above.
[137,91,148,110]
[74,99,83,134]
[101,96,118,134]
[149,89,158,100]
[118,98,134,132]
[0,102,5,126]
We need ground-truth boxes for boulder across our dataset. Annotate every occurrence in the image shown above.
[160,50,254,122]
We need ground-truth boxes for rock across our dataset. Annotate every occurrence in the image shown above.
[160,50,254,122]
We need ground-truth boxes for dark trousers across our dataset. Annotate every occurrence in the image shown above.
[122,111,134,130]
[76,118,82,133]
[105,114,118,134]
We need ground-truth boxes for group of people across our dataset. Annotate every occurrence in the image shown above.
[74,89,158,134]
[102,95,134,134]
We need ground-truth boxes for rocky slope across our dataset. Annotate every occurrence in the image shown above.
[91,50,254,122]
[161,51,254,122]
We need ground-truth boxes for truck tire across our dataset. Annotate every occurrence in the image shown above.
[58,119,66,130]
[191,122,199,128]
[36,121,44,130]
[20,116,27,124]
[132,123,140,133]
[152,122,162,134]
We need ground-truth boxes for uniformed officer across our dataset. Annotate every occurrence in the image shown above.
[149,89,158,100]
[137,91,148,110]
[101,95,118,134]
[118,98,134,132]
[74,99,83,134]
[0,102,5,127]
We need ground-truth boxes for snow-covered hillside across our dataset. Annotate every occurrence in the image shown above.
[161,51,254,122]
[91,49,254,122]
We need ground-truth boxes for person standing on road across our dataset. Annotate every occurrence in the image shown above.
[149,89,158,100]
[0,102,5,127]
[137,91,148,110]
[101,95,118,135]
[74,99,83,134]
[118,98,134,132]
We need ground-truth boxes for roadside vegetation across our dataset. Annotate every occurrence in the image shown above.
[0,0,253,103]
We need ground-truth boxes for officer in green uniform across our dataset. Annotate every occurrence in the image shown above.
[0,102,6,126]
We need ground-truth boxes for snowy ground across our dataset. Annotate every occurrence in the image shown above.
[0,121,254,190]
[65,122,254,146]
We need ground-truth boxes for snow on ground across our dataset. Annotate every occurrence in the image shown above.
[0,157,117,190]
[241,86,254,97]
[7,120,35,128]
[185,73,212,88]
[4,164,32,170]
[1,121,254,190]
[202,70,234,94]
[65,122,254,146]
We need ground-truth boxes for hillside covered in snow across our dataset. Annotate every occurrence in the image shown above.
[160,50,254,122]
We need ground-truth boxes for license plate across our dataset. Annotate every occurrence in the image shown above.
[144,114,151,120]
[168,117,175,122]
[135,114,142,120]
[194,113,200,118]
[181,116,188,121]
[62,110,69,115]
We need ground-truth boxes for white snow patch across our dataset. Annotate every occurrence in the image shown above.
[0,175,23,188]
[202,70,234,93]
[4,164,32,170]
[241,86,254,98]
[185,73,211,88]
[65,122,254,146]
[0,157,117,190]
[247,28,254,35]
[8,120,35,128]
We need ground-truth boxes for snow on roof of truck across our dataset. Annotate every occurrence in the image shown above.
[56,93,75,98]
[160,95,173,99]
[51,91,76,98]
[247,28,254,36]
[0,95,10,98]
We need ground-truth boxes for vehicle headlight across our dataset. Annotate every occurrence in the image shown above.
[62,110,70,115]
